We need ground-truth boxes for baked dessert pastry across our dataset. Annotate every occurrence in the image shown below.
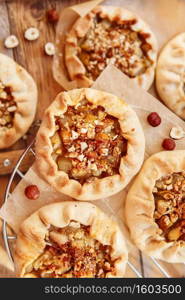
[0,53,37,149]
[65,6,157,90]
[14,202,128,278]
[35,88,145,200]
[156,33,185,120]
[126,151,185,263]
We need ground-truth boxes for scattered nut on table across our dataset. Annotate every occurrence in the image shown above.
[170,126,185,140]
[44,42,55,56]
[162,138,176,150]
[25,185,40,200]
[147,112,161,127]
[47,8,59,23]
[24,27,40,41]
[4,35,19,48]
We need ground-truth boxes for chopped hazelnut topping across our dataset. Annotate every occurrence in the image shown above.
[76,14,153,81]
[25,224,116,278]
[80,128,88,134]
[68,145,76,152]
[154,172,185,242]
[50,99,127,184]
[71,130,79,140]
[100,148,109,156]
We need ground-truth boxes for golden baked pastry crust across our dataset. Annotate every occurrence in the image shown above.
[156,33,185,119]
[125,151,185,263]
[14,201,128,278]
[65,5,157,90]
[35,88,145,200]
[0,53,37,149]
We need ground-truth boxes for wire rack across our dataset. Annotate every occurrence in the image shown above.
[2,141,172,278]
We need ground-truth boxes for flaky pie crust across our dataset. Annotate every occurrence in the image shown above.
[35,88,145,200]
[125,151,185,263]
[14,201,128,278]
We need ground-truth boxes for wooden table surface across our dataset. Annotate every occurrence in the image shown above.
[0,0,184,278]
[0,0,88,277]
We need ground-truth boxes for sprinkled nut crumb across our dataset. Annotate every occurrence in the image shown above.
[71,130,79,140]
[80,128,88,134]
[68,145,76,152]
[80,142,88,152]
[78,154,85,162]
[7,105,16,112]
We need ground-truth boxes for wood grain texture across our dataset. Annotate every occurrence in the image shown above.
[0,150,34,175]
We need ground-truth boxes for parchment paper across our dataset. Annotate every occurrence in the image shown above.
[1,62,185,232]
[53,0,103,90]
[1,0,185,277]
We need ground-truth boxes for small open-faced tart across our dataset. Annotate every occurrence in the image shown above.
[156,33,185,119]
[14,202,128,278]
[35,88,145,200]
[0,53,37,149]
[65,6,157,90]
[126,151,185,263]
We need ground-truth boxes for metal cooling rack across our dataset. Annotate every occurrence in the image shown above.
[2,141,172,278]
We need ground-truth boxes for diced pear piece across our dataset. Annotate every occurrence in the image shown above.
[4,115,11,123]
[55,148,62,154]
[57,156,72,173]
[51,131,61,145]
[98,110,106,120]
[167,226,181,241]
[85,114,96,122]
[60,129,71,144]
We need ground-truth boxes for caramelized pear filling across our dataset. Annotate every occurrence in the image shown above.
[51,99,127,184]
[77,15,153,81]
[25,223,115,278]
[0,82,17,129]
[153,172,185,242]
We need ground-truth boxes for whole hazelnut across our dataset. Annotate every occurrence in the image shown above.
[25,185,40,200]
[147,112,161,127]
[162,138,176,151]
[47,9,59,24]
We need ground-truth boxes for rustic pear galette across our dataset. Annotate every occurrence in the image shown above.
[156,33,185,120]
[0,53,37,149]
[65,6,157,90]
[35,88,145,200]
[126,151,185,263]
[15,202,128,278]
